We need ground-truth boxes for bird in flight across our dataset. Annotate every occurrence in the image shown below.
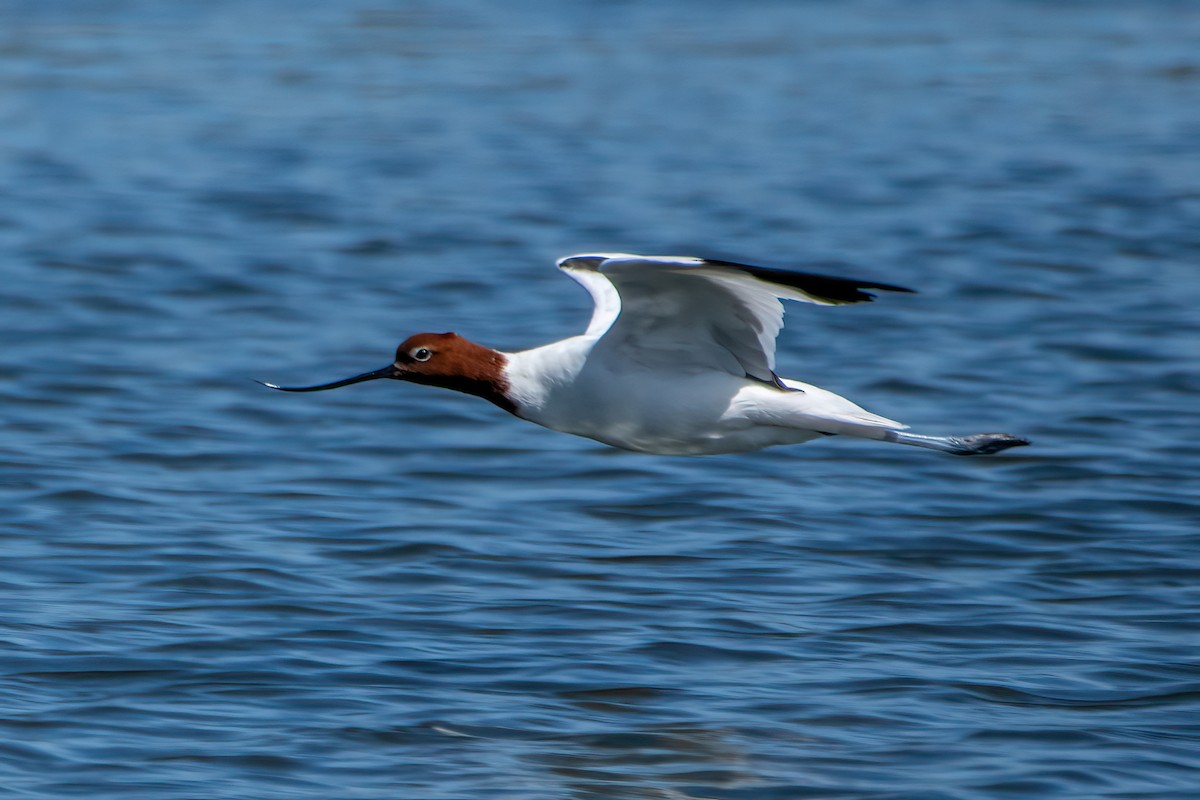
[262,254,1029,457]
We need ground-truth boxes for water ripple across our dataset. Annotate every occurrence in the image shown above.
[2,2,1199,798]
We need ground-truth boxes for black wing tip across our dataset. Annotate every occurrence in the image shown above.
[873,282,917,295]
[856,282,918,303]
[700,258,916,303]
[852,283,917,302]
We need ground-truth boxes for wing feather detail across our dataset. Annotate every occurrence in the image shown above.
[556,254,912,383]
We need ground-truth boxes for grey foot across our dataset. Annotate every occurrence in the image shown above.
[945,433,1031,456]
[884,430,1031,456]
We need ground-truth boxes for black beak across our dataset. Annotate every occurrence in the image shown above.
[257,364,400,392]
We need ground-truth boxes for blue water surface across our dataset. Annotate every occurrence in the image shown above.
[2,2,1199,798]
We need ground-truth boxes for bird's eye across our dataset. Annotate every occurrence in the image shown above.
[412,348,433,362]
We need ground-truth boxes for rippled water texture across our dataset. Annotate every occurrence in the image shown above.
[2,2,1199,798]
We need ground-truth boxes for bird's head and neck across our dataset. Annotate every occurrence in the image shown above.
[261,332,517,414]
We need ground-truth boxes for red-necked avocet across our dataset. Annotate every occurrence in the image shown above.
[261,254,1029,457]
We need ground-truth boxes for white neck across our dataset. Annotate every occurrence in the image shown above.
[501,336,596,419]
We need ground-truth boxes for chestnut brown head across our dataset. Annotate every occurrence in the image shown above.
[259,332,514,412]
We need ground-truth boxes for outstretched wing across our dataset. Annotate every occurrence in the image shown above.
[557,253,913,383]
